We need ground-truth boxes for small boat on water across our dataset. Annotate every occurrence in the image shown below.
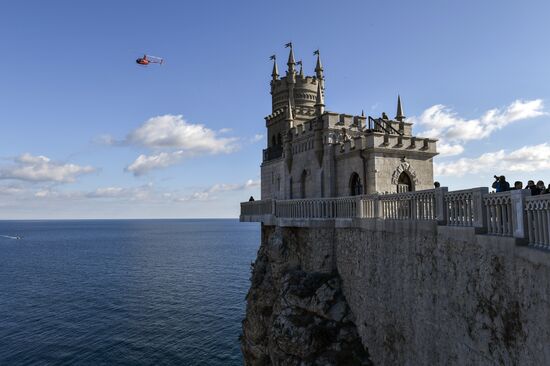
[0,235,22,240]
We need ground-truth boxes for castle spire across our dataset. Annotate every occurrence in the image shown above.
[314,49,324,91]
[395,94,405,122]
[315,81,325,116]
[286,42,295,74]
[270,55,278,81]
[314,49,323,77]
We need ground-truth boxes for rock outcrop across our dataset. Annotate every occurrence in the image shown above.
[241,226,371,365]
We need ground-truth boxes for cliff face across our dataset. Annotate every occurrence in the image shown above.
[241,225,371,366]
[241,220,550,365]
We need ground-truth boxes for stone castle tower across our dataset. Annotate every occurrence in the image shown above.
[261,44,438,200]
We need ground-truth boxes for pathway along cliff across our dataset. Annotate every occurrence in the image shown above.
[240,225,371,365]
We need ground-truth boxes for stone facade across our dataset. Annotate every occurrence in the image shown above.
[261,45,438,200]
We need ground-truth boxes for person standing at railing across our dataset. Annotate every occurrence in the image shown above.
[492,175,510,192]
[546,184,550,194]
[536,181,546,195]
[434,181,440,188]
[511,181,523,190]
[525,180,540,195]
[249,196,255,202]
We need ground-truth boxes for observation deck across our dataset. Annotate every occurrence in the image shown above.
[240,188,550,251]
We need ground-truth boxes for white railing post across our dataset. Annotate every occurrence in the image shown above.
[435,187,448,224]
[472,187,488,230]
[510,189,529,240]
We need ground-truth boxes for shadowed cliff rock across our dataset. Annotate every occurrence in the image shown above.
[241,226,371,365]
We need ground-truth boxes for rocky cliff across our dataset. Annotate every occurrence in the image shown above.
[240,225,371,365]
[241,220,550,365]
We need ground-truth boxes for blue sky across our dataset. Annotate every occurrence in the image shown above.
[1,0,549,219]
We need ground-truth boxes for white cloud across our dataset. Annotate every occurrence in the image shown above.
[0,184,24,195]
[86,184,155,201]
[178,179,260,201]
[411,99,545,156]
[437,143,465,157]
[87,187,126,198]
[435,143,550,177]
[250,134,264,143]
[127,114,239,153]
[125,150,193,176]
[119,114,240,175]
[0,153,95,183]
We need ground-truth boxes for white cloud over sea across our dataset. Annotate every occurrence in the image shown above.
[411,99,545,157]
[0,153,95,183]
[102,114,241,176]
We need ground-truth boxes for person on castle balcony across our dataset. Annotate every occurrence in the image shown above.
[492,175,510,192]
[511,181,523,190]
[434,181,440,188]
[536,180,546,195]
[546,184,550,194]
[526,180,540,195]
[248,196,255,202]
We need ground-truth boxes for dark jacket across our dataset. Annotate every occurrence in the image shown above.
[526,186,541,195]
[492,180,510,192]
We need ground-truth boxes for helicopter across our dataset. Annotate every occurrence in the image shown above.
[135,54,164,66]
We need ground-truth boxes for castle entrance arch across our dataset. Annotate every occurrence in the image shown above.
[397,172,412,193]
[391,161,418,193]
[349,172,362,196]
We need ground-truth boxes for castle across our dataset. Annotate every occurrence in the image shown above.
[241,45,550,366]
[261,44,438,201]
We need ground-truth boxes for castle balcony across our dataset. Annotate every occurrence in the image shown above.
[240,188,550,251]
[263,145,283,162]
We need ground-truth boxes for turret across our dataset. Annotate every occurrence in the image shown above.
[285,98,294,127]
[271,55,279,81]
[314,49,324,89]
[284,98,294,172]
[286,42,296,82]
[315,81,325,116]
[395,95,405,122]
[269,44,324,117]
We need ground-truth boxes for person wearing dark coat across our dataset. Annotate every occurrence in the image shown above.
[492,175,510,192]
[526,180,541,195]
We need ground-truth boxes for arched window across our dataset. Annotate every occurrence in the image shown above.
[289,177,293,199]
[277,133,282,146]
[300,170,308,198]
[271,135,276,147]
[349,172,362,196]
[397,172,412,192]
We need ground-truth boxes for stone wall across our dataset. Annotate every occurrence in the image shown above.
[334,221,550,365]
[243,220,550,365]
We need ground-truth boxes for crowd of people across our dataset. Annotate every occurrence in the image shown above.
[491,176,550,195]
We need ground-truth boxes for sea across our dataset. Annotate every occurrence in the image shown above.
[0,219,260,366]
